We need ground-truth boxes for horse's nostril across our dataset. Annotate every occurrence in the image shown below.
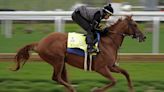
[144,36,146,39]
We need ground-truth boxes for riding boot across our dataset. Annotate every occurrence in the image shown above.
[86,33,97,53]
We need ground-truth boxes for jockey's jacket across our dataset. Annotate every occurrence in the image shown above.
[75,6,104,31]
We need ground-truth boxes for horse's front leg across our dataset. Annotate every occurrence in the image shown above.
[109,65,135,92]
[92,65,117,92]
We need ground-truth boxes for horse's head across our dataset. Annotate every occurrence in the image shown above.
[123,15,146,42]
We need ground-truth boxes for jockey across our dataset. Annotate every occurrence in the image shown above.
[72,4,114,53]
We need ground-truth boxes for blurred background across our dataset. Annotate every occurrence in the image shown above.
[0,0,163,11]
[0,0,164,92]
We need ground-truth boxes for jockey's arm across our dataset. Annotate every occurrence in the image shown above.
[91,11,102,31]
[91,11,107,32]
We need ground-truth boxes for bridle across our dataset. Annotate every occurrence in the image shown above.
[108,19,139,38]
[127,20,141,39]
[107,19,139,49]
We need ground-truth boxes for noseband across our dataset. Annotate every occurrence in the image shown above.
[127,21,139,38]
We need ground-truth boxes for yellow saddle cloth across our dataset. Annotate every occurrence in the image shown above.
[67,32,87,52]
[67,32,99,53]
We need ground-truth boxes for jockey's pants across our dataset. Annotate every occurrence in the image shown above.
[72,11,94,45]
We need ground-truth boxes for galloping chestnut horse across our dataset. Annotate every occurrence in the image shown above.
[12,16,146,92]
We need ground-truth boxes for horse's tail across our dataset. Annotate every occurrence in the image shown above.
[11,43,38,71]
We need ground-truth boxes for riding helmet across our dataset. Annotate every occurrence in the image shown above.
[103,4,114,15]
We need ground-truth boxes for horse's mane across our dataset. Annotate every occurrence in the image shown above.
[109,17,124,28]
[99,17,125,35]
[99,16,131,36]
[108,15,133,31]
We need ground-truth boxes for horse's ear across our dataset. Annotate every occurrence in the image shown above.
[129,15,133,19]
[125,15,133,20]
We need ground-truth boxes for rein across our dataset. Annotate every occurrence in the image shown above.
[108,31,127,37]
[108,18,137,38]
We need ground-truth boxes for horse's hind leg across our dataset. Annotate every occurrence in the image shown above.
[51,56,76,92]
[92,66,117,92]
[39,54,75,92]
[109,65,135,92]
[61,63,69,82]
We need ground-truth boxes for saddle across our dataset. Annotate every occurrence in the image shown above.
[67,32,100,71]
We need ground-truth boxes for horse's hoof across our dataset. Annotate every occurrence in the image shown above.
[130,89,135,92]
[71,89,76,92]
[91,87,103,92]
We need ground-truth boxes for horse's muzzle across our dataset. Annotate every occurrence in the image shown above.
[139,35,146,42]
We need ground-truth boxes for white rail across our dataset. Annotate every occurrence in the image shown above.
[0,11,164,20]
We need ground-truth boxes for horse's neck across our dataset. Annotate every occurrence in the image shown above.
[108,26,125,49]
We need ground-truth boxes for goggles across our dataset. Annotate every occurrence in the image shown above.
[103,8,113,16]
